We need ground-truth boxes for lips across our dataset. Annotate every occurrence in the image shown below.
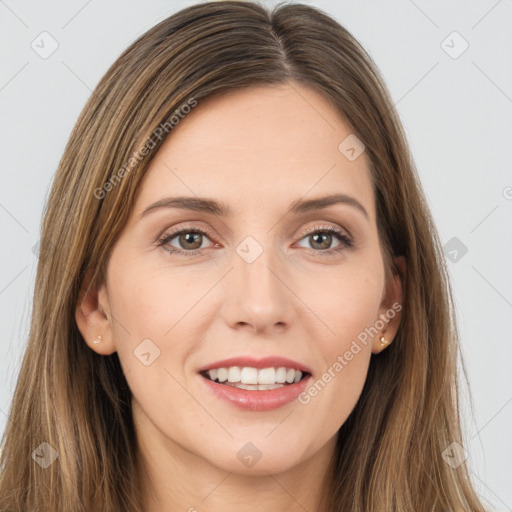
[197,355,313,411]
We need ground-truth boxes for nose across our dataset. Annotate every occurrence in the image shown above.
[220,244,294,335]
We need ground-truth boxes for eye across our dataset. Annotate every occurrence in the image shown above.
[295,224,354,256]
[157,226,217,256]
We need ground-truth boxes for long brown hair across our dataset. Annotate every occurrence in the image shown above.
[0,1,485,510]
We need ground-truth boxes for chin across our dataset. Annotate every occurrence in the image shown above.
[199,432,314,476]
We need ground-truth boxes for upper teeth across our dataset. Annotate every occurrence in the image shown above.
[207,367,303,385]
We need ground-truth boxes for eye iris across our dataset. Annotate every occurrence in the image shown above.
[310,232,332,250]
[180,232,202,250]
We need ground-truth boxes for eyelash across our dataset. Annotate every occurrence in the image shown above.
[156,224,354,257]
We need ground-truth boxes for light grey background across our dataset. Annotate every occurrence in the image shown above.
[1,0,511,509]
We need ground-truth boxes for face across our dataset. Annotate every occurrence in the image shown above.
[77,81,403,481]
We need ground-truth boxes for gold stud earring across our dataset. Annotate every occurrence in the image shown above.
[379,335,389,346]
[93,335,103,345]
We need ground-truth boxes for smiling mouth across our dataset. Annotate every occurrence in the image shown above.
[200,366,310,391]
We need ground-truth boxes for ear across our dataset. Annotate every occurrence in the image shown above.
[371,255,406,354]
[75,269,116,355]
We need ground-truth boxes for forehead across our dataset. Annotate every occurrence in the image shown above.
[133,82,375,221]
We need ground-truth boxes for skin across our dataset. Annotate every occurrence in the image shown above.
[76,81,405,512]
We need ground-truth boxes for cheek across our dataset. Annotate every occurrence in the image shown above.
[107,255,203,341]
[105,257,213,409]
[106,262,208,431]
[302,258,384,351]
[297,262,383,422]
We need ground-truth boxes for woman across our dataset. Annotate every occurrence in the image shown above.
[0,1,486,511]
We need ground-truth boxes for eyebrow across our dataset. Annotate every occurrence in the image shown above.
[139,193,369,221]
